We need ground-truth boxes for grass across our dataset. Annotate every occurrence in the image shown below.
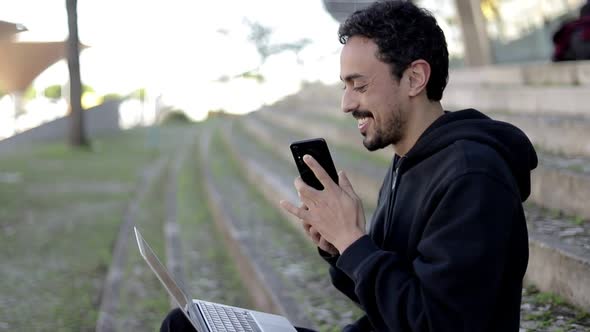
[0,126,193,331]
[114,157,170,331]
[532,291,566,307]
[571,215,586,226]
[176,138,252,309]
[522,285,590,328]
[567,164,585,173]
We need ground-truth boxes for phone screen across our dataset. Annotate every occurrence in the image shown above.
[290,138,338,190]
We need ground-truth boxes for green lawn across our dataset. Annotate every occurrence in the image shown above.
[0,126,190,331]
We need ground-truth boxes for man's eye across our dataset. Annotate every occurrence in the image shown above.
[354,85,367,92]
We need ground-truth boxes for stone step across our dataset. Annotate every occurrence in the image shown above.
[199,125,361,329]
[488,112,590,158]
[443,84,590,118]
[198,127,288,318]
[444,62,590,118]
[532,153,590,222]
[232,112,590,327]
[221,120,374,234]
[448,60,590,87]
[240,114,383,209]
[258,107,590,221]
[265,101,590,160]
[237,112,590,313]
[524,204,590,313]
[270,73,590,118]
[175,139,253,312]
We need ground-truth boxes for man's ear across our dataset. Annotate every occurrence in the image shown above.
[406,60,431,97]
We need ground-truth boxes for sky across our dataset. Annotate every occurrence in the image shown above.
[4,0,579,122]
[3,0,343,120]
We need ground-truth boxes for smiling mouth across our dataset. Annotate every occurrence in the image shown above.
[358,117,370,127]
[356,115,372,135]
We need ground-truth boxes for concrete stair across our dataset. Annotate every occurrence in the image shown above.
[257,107,590,221]
[244,102,590,313]
[175,115,590,329]
[177,61,590,328]
[196,125,361,330]
[444,60,590,117]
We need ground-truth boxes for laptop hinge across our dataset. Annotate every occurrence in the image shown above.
[186,302,210,332]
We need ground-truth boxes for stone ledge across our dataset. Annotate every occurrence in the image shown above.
[526,235,590,312]
[489,112,590,158]
[234,113,590,315]
[531,165,590,221]
[443,85,590,117]
[242,114,381,206]
[450,60,590,86]
[199,129,287,317]
[260,107,590,223]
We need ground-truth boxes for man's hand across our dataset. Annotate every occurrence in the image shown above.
[299,203,339,256]
[280,155,366,253]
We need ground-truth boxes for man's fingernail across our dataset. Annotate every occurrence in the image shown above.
[303,155,311,162]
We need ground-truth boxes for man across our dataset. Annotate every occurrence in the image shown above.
[280,1,537,331]
[553,0,590,61]
[161,1,537,331]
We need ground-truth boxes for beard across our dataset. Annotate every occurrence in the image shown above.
[362,106,406,151]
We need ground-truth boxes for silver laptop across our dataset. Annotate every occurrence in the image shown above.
[134,227,297,332]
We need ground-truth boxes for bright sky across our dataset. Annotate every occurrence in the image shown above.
[3,0,343,120]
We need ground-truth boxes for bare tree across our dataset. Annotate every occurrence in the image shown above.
[216,21,311,83]
[66,0,88,147]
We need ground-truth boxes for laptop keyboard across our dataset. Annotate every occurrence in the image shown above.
[200,302,262,332]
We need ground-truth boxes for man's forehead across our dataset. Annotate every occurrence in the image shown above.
[341,36,377,58]
[340,36,381,81]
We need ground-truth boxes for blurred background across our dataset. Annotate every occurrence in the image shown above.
[1,0,590,331]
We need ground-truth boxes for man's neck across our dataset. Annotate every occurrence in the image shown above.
[393,101,444,156]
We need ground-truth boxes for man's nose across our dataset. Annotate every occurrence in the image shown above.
[341,89,359,114]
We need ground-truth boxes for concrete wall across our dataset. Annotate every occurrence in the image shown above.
[0,100,121,152]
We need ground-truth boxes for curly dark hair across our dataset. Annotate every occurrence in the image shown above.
[338,1,449,101]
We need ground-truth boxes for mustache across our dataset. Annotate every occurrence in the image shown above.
[352,110,373,119]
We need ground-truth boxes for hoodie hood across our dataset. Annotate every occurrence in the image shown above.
[405,109,538,201]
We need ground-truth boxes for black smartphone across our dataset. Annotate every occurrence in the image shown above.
[290,138,338,190]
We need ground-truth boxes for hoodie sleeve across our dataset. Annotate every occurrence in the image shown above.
[317,164,393,307]
[335,172,519,331]
[319,248,361,305]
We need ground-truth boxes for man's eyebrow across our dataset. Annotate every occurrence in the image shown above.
[340,73,365,82]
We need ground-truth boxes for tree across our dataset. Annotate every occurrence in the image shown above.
[102,93,122,102]
[44,85,62,100]
[131,88,146,102]
[66,0,88,147]
[216,21,311,83]
[82,84,95,94]
[23,86,37,101]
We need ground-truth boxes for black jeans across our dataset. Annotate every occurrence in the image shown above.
[160,308,317,332]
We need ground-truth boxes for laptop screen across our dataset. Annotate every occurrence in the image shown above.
[134,227,190,309]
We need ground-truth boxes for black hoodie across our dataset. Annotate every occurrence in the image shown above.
[322,109,538,332]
